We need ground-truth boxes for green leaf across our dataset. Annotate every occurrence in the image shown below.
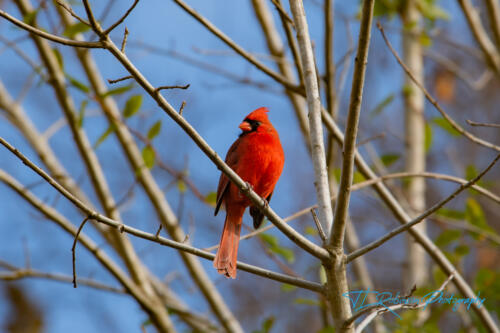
[353,171,366,184]
[380,153,400,167]
[416,0,449,21]
[77,100,88,128]
[123,95,142,118]
[100,84,133,98]
[369,94,394,117]
[465,198,495,238]
[66,73,90,93]
[454,244,469,257]
[402,84,413,97]
[252,316,275,333]
[465,165,478,180]
[52,48,64,70]
[319,265,327,285]
[147,120,162,140]
[142,145,155,169]
[436,208,465,220]
[23,10,38,25]
[63,22,90,39]
[294,298,320,306]
[304,226,318,236]
[281,283,297,292]
[424,122,433,152]
[332,168,341,182]
[94,123,116,148]
[435,229,461,247]
[317,327,335,333]
[205,192,217,206]
[419,32,433,47]
[259,234,294,263]
[432,117,460,136]
[177,180,187,193]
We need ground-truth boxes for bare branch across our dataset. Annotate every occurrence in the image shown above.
[0,262,125,293]
[121,27,129,53]
[458,0,500,73]
[72,216,90,288]
[107,75,133,84]
[378,22,500,152]
[329,0,374,250]
[56,1,90,26]
[270,0,294,26]
[104,0,139,35]
[81,0,101,33]
[353,274,455,332]
[172,0,302,93]
[0,9,102,48]
[320,108,499,331]
[467,119,500,128]
[156,84,190,92]
[484,0,500,49]
[290,0,333,234]
[311,208,327,243]
[346,153,500,263]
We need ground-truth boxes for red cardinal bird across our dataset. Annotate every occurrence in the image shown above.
[213,107,285,278]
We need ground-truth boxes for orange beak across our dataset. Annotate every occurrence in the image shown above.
[239,121,252,132]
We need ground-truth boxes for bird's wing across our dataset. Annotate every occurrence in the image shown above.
[214,139,241,216]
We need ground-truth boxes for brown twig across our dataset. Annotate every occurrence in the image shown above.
[377,22,500,152]
[121,27,129,53]
[104,0,139,35]
[179,101,186,116]
[108,75,133,84]
[56,1,90,26]
[0,9,102,48]
[156,84,190,92]
[347,153,500,263]
[311,208,327,243]
[72,216,90,288]
[467,120,500,128]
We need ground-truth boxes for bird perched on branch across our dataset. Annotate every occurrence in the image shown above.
[213,107,285,278]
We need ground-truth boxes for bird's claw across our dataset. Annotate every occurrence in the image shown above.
[244,181,254,192]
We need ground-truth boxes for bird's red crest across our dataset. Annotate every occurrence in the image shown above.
[244,107,269,122]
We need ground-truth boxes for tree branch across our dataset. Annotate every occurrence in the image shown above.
[378,22,500,152]
[346,153,500,263]
[0,9,102,48]
[329,0,374,250]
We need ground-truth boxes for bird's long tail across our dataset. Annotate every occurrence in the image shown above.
[213,210,243,279]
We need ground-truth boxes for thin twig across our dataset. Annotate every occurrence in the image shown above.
[329,0,375,250]
[179,101,186,116]
[467,120,500,128]
[72,216,90,288]
[0,264,125,293]
[56,1,90,26]
[108,75,133,84]
[353,274,455,332]
[378,22,500,152]
[458,0,500,73]
[81,0,100,33]
[156,84,190,92]
[311,208,327,243]
[172,0,302,93]
[0,9,102,48]
[347,153,500,263]
[104,0,139,35]
[121,27,129,53]
[270,0,294,27]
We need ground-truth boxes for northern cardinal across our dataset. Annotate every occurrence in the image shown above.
[213,107,285,278]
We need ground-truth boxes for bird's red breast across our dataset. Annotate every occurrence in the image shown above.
[213,107,285,278]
